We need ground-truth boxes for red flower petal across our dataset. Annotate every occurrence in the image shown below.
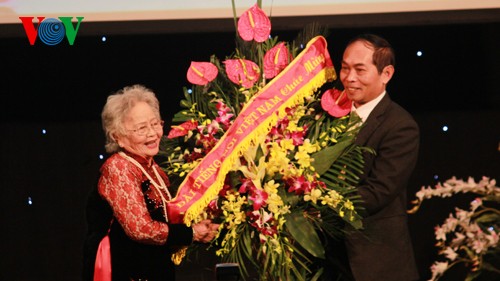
[186,61,218,86]
[321,89,352,117]
[167,120,198,139]
[263,42,290,79]
[224,59,260,88]
[249,188,268,210]
[237,4,271,42]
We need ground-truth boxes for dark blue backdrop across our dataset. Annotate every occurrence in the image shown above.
[1,20,499,280]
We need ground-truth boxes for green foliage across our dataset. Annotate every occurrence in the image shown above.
[285,209,326,259]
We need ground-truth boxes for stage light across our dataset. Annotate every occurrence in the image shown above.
[42,129,47,134]
[101,36,107,42]
[416,51,423,57]
[434,174,439,180]
[442,125,448,132]
[187,89,193,94]
[99,154,104,160]
[27,196,33,205]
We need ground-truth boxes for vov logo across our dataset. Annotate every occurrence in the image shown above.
[19,17,84,46]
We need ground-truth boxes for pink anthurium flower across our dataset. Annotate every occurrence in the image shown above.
[321,88,352,117]
[263,42,290,79]
[237,4,271,42]
[167,120,198,139]
[186,61,218,85]
[224,59,260,88]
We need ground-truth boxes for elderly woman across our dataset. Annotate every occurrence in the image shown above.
[84,85,218,280]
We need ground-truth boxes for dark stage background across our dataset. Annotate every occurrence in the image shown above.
[1,13,499,281]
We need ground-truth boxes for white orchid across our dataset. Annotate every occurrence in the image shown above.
[410,176,500,281]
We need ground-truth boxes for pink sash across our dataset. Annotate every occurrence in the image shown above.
[93,234,112,281]
[167,36,336,225]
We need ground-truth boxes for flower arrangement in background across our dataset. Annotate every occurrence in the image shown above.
[409,177,500,281]
[159,2,371,280]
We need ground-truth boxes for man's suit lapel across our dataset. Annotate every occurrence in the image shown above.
[354,94,392,146]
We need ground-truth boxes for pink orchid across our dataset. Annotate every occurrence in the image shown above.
[196,133,217,152]
[249,188,268,210]
[238,178,255,194]
[215,101,234,129]
[248,210,277,240]
[266,114,289,141]
[184,149,203,162]
[286,175,313,195]
[218,181,233,197]
[288,130,305,146]
[321,88,352,117]
[237,4,271,42]
[224,59,260,88]
[216,101,231,114]
[186,61,218,85]
[261,224,278,237]
[206,199,222,218]
[167,120,198,139]
[216,114,234,130]
[194,121,221,152]
[263,42,290,79]
[204,120,220,135]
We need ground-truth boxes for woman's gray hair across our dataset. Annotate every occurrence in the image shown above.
[101,84,161,153]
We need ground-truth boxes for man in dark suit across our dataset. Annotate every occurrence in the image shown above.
[335,34,420,281]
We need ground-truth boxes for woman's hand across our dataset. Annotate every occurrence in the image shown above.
[192,219,220,243]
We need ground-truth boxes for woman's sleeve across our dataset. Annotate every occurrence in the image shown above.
[154,166,194,246]
[98,158,169,245]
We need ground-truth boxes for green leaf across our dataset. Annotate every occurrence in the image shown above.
[180,99,191,109]
[346,213,363,230]
[481,261,500,274]
[255,144,265,163]
[285,210,325,259]
[474,213,500,224]
[464,271,481,281]
[311,140,353,175]
[310,267,324,281]
[279,187,300,207]
[172,111,192,122]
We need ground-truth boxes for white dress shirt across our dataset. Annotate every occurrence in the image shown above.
[351,91,386,123]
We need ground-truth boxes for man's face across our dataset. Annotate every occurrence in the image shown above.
[340,40,393,108]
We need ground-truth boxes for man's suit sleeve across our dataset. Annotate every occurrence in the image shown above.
[357,110,420,216]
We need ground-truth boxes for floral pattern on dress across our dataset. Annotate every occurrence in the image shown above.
[98,153,171,245]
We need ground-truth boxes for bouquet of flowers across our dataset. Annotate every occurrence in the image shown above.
[159,3,370,280]
[409,177,500,281]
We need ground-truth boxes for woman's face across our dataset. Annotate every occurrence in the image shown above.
[115,101,163,160]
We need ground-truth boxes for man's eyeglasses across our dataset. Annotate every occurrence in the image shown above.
[128,119,164,136]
